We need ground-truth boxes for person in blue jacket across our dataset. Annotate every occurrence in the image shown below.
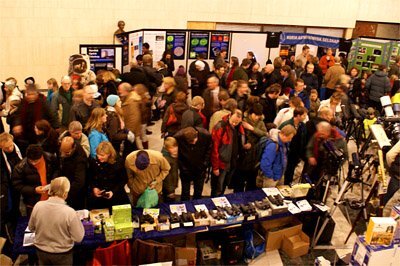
[290,78,310,109]
[259,125,296,188]
[85,107,109,158]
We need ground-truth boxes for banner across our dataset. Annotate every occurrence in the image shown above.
[210,32,230,59]
[280,32,340,48]
[188,32,210,59]
[166,32,186,60]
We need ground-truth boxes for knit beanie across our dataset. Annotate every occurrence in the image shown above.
[107,94,119,107]
[135,151,150,170]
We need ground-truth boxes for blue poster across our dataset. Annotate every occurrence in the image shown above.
[280,32,340,48]
[166,32,186,60]
[210,32,230,59]
[189,32,209,59]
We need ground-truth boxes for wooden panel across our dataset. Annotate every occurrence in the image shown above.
[352,21,378,38]
[187,21,216,30]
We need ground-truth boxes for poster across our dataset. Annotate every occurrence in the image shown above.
[188,32,210,59]
[86,47,115,72]
[129,31,143,65]
[166,32,186,60]
[116,33,129,67]
[143,31,166,62]
[209,32,230,59]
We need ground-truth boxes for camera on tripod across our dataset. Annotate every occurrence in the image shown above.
[323,140,346,176]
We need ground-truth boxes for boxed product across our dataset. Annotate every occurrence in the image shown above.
[114,222,133,240]
[140,209,159,232]
[89,209,110,233]
[175,247,197,266]
[193,205,211,226]
[208,209,227,226]
[112,204,132,224]
[82,220,94,238]
[281,231,310,258]
[114,233,132,240]
[263,188,288,214]
[197,240,220,265]
[350,236,397,266]
[253,199,272,218]
[365,217,396,245]
[390,205,400,243]
[291,183,312,198]
[103,217,115,233]
[260,216,302,251]
[157,214,170,231]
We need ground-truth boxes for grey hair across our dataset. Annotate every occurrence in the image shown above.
[61,75,72,83]
[68,121,83,132]
[48,177,70,198]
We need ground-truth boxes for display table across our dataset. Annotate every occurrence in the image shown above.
[12,189,294,258]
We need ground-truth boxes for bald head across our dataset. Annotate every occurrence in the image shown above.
[264,64,274,74]
[60,136,75,157]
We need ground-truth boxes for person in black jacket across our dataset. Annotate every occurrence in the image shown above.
[12,145,58,215]
[174,126,212,201]
[120,64,149,88]
[87,141,129,209]
[300,63,319,94]
[260,84,281,124]
[141,54,163,97]
[59,137,87,210]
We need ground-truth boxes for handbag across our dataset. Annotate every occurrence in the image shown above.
[136,187,159,208]
[165,105,177,126]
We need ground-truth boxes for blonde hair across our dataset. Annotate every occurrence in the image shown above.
[96,141,117,164]
[48,176,70,198]
[47,78,59,89]
[0,132,14,145]
[102,71,116,83]
[164,137,178,150]
[85,107,106,132]
[280,124,297,136]
[163,77,176,88]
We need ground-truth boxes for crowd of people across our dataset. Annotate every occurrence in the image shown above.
[1,44,400,260]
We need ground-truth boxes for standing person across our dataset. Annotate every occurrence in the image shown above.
[51,75,73,128]
[229,80,249,112]
[388,55,400,78]
[202,76,225,122]
[319,48,335,75]
[34,120,59,155]
[28,177,84,266]
[12,145,58,215]
[87,141,130,209]
[290,79,310,109]
[248,63,264,96]
[280,65,295,92]
[226,56,239,89]
[125,150,171,205]
[233,59,251,81]
[181,96,206,129]
[120,61,149,88]
[300,63,319,93]
[59,121,90,158]
[174,65,189,93]
[135,84,152,148]
[99,71,118,107]
[348,67,362,104]
[209,64,227,89]
[366,64,391,111]
[161,91,188,137]
[69,85,100,128]
[161,50,175,77]
[58,136,87,210]
[174,126,212,201]
[85,107,109,158]
[296,45,310,68]
[258,125,296,187]
[260,84,281,125]
[46,78,58,105]
[324,57,345,99]
[161,137,179,202]
[118,82,143,149]
[189,59,210,98]
[211,109,247,197]
[141,54,163,97]
[213,48,227,70]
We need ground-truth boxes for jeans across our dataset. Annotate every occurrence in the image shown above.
[211,168,234,197]
[180,171,206,201]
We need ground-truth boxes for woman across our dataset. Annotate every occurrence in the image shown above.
[229,80,249,112]
[85,107,109,158]
[157,77,177,119]
[174,65,189,94]
[348,67,362,104]
[87,141,130,209]
[28,177,84,266]
[161,50,175,77]
[226,56,239,89]
[161,91,188,137]
[135,84,152,149]
[46,78,58,105]
[34,119,59,155]
[99,71,118,107]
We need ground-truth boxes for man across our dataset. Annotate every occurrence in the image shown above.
[58,137,87,210]
[181,96,206,129]
[290,78,310,109]
[51,76,73,128]
[209,97,237,132]
[120,61,149,88]
[69,84,100,128]
[300,63,319,93]
[209,64,227,89]
[279,107,308,185]
[305,106,334,143]
[213,48,227,70]
[12,86,59,152]
[233,58,251,81]
[174,126,212,201]
[249,63,264,96]
[28,177,84,266]
[203,76,224,121]
[142,42,151,55]
[280,65,294,91]
[388,55,400,78]
[12,145,58,215]
[211,109,248,196]
[260,84,281,124]
[0,133,22,231]
[319,91,343,125]
[259,125,297,187]
[274,96,304,127]
[366,64,391,111]
[296,45,310,68]
[324,57,345,99]
[261,63,276,91]
[59,121,90,157]
[305,122,348,197]
[319,48,335,75]
[125,150,170,205]
[141,54,163,96]
[189,53,211,80]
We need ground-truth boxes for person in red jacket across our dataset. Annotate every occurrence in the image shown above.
[319,48,335,75]
[211,109,250,196]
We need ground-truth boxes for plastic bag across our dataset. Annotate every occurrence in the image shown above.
[244,226,266,260]
[136,187,159,208]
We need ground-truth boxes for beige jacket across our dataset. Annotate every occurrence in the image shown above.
[121,91,142,136]
[324,64,345,90]
[125,150,171,195]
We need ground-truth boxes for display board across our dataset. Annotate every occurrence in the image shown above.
[129,31,143,70]
[143,31,166,63]
[209,32,231,59]
[188,32,210,59]
[165,31,186,60]
[79,45,122,73]
[230,33,269,66]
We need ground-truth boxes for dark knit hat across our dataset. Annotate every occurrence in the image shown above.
[26,144,43,160]
[24,77,35,85]
[135,150,150,170]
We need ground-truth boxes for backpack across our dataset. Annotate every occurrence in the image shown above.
[254,136,278,168]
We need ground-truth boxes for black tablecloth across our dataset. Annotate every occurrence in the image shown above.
[12,189,292,257]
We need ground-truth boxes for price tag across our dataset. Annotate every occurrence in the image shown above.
[144,225,154,232]
[171,223,180,229]
[183,222,193,227]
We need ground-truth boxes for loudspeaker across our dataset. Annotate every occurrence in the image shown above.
[266,31,281,48]
[339,38,352,53]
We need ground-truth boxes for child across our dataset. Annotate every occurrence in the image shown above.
[161,137,179,202]
[363,107,377,138]
[309,89,320,118]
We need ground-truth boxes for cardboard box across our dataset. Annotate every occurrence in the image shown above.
[175,247,197,266]
[89,209,110,234]
[282,231,310,258]
[365,217,396,245]
[260,216,302,251]
[103,217,115,233]
[114,232,133,240]
[112,204,132,224]
[350,236,397,266]
[115,222,134,234]
[390,205,400,243]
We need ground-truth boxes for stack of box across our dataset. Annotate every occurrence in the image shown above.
[112,204,133,240]
[350,236,399,266]
[103,217,115,242]
[365,217,397,245]
[89,209,110,234]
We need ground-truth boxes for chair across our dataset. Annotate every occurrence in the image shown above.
[92,240,131,266]
[132,239,175,266]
